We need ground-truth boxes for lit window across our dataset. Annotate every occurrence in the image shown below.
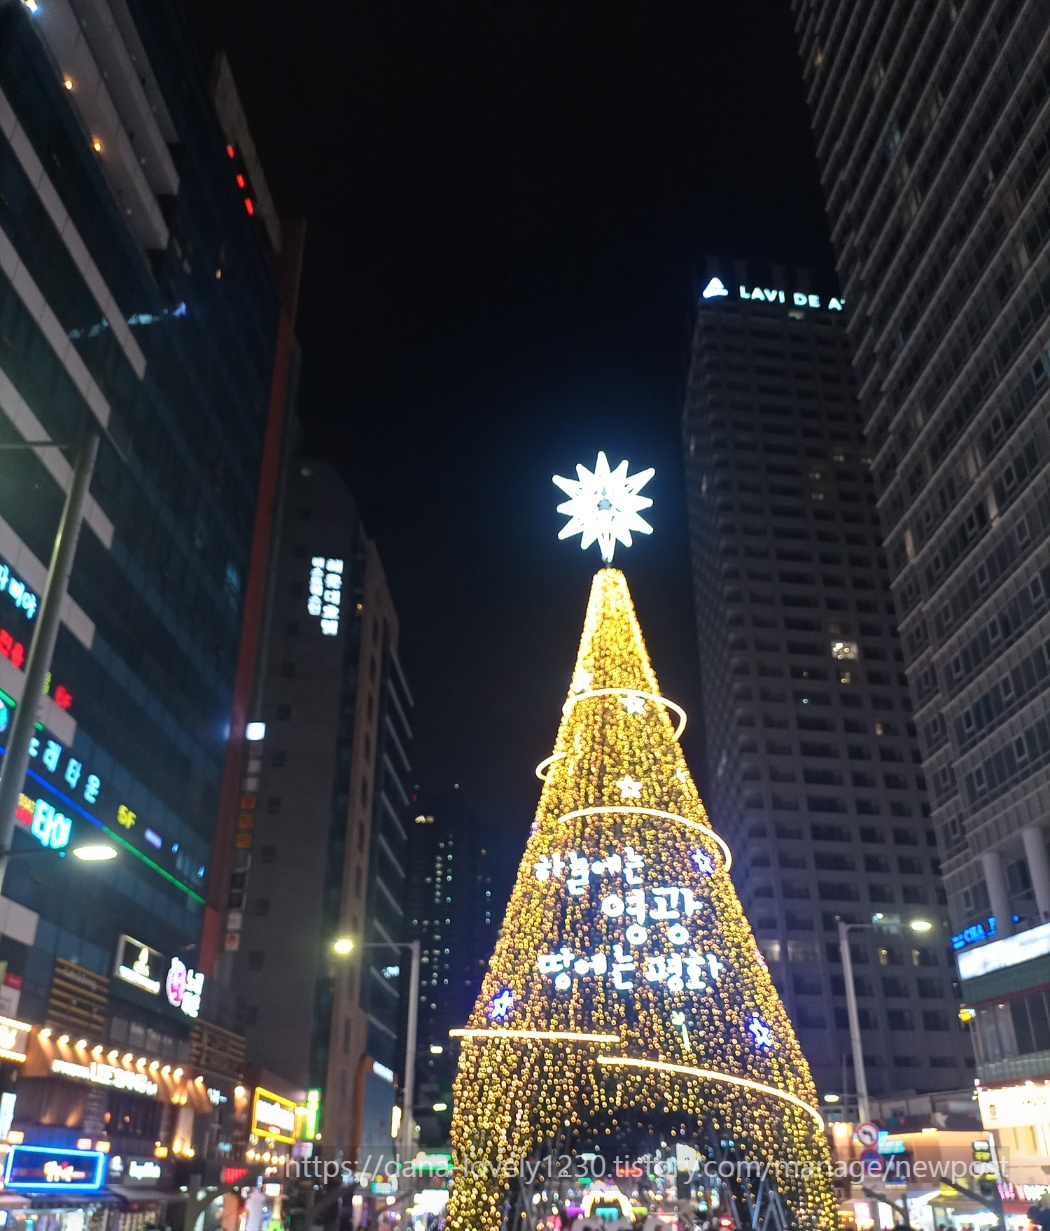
[831,640,858,660]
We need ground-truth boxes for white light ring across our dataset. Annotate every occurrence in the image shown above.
[535,753,566,781]
[597,1055,824,1130]
[450,1029,620,1043]
[556,806,732,872]
[563,688,687,740]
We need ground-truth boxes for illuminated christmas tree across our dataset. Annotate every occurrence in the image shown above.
[446,456,836,1231]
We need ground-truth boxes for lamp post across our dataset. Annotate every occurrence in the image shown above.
[837,920,870,1126]
[334,937,421,1164]
[0,431,100,896]
[838,916,933,1125]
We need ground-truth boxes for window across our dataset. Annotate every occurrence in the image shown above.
[887,1010,912,1031]
[923,1011,950,1031]
[260,845,277,864]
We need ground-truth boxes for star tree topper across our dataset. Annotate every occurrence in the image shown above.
[553,451,655,563]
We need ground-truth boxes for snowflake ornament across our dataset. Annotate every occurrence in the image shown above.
[489,988,515,1021]
[691,849,715,875]
[748,1014,774,1048]
[553,452,655,563]
[621,693,646,714]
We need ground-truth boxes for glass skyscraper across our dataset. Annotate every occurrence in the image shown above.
[0,0,282,1040]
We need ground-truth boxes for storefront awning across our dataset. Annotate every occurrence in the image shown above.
[107,1187,186,1205]
[921,1192,989,1214]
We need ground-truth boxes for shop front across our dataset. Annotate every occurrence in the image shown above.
[0,1144,110,1231]
[976,1081,1050,1187]
[998,1180,1050,1231]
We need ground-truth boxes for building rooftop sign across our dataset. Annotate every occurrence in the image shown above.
[700,275,844,312]
[957,917,1050,981]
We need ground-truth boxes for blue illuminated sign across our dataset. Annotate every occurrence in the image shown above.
[952,918,997,951]
[4,1145,105,1192]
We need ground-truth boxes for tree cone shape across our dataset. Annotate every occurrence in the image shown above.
[447,569,837,1231]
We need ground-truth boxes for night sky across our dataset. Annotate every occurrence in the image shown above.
[182,1,837,889]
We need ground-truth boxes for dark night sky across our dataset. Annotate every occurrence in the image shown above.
[181,1,837,887]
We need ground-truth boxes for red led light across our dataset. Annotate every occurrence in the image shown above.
[0,629,25,670]
[226,144,235,159]
[244,198,255,216]
[236,174,245,189]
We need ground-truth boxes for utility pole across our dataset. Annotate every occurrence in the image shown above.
[0,431,99,895]
[399,939,421,1164]
[838,920,870,1125]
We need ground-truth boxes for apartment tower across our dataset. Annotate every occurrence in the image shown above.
[684,260,971,1100]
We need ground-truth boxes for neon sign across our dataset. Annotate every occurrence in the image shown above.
[251,1088,297,1144]
[14,795,71,850]
[115,938,204,1017]
[0,563,38,620]
[165,956,204,1018]
[5,1146,105,1193]
[308,557,344,636]
[699,276,844,312]
[952,917,996,951]
[116,935,163,994]
[51,1057,158,1096]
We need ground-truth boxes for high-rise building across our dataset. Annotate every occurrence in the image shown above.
[405,793,493,1145]
[0,0,293,1195]
[790,1,1050,1163]
[683,260,972,1100]
[229,459,413,1162]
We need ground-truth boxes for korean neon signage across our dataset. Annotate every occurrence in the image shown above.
[0,562,38,621]
[308,557,343,636]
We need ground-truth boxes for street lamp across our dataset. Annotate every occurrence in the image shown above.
[333,937,421,1162]
[838,916,933,1124]
[0,841,116,862]
[71,844,117,861]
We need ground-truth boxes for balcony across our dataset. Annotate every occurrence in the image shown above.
[977,1049,1050,1084]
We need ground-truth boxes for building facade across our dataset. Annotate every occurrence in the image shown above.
[790,0,1050,1139]
[405,793,493,1146]
[0,0,292,1217]
[230,460,414,1163]
[683,261,972,1100]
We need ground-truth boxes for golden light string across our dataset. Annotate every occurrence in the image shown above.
[595,1055,825,1130]
[561,687,687,739]
[555,805,733,871]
